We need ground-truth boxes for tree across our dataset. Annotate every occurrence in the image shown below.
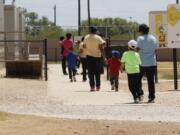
[81,17,139,39]
[38,16,50,26]
[40,26,63,39]
[25,11,63,39]
[25,12,39,26]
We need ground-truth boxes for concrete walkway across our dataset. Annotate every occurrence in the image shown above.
[0,64,180,122]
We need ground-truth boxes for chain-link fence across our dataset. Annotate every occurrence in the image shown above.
[0,39,48,81]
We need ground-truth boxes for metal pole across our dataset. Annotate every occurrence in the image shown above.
[106,37,111,80]
[4,32,7,61]
[173,49,178,90]
[78,0,81,36]
[54,5,56,26]
[87,0,91,26]
[172,0,179,90]
[44,39,48,81]
[105,26,108,38]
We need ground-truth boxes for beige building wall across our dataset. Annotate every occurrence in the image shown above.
[4,5,19,40]
[18,7,26,40]
[0,0,4,69]
[0,0,4,39]
[4,6,25,40]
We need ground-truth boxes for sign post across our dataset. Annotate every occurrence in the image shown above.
[167,4,180,90]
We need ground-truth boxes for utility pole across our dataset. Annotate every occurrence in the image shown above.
[54,5,56,26]
[87,0,91,26]
[78,0,81,35]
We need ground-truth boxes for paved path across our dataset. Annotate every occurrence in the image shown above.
[0,64,180,122]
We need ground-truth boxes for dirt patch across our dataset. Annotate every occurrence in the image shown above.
[0,112,180,135]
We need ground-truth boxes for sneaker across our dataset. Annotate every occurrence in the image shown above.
[82,79,87,82]
[64,73,68,75]
[90,87,95,92]
[76,72,79,75]
[139,95,144,102]
[70,79,73,82]
[111,85,115,90]
[73,76,76,82]
[115,88,119,92]
[96,87,100,91]
[134,99,139,104]
[148,99,155,103]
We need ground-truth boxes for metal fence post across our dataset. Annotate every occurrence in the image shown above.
[106,37,111,80]
[173,48,178,90]
[44,39,48,81]
[54,48,58,63]
[155,66,158,83]
[155,53,158,83]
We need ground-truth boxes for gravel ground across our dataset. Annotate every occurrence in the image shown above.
[0,64,180,122]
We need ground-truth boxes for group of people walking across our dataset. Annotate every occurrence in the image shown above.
[59,24,157,104]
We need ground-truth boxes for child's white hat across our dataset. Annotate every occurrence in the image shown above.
[128,40,138,49]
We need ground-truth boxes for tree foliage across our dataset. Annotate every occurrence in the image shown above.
[81,17,139,39]
[25,10,140,40]
[25,11,63,39]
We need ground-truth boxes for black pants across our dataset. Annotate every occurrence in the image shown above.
[110,76,119,88]
[76,59,81,68]
[100,57,105,74]
[127,73,141,100]
[140,66,156,100]
[62,56,67,74]
[87,56,101,88]
[80,57,87,81]
[68,68,76,79]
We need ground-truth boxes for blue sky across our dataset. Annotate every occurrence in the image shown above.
[12,0,176,26]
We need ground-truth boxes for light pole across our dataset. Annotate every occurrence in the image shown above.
[78,0,81,35]
[87,0,91,26]
[54,5,57,26]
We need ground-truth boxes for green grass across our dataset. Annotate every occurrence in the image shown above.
[161,74,180,80]
[48,61,60,64]
[158,68,180,80]
[46,61,180,80]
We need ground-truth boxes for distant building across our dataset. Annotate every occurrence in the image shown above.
[0,0,25,40]
[0,0,26,69]
[4,4,26,40]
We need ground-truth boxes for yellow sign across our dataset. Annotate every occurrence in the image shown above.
[155,14,166,47]
[168,5,180,26]
[155,15,163,35]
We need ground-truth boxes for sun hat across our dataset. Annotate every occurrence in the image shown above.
[112,50,120,58]
[128,40,138,49]
[89,25,97,33]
